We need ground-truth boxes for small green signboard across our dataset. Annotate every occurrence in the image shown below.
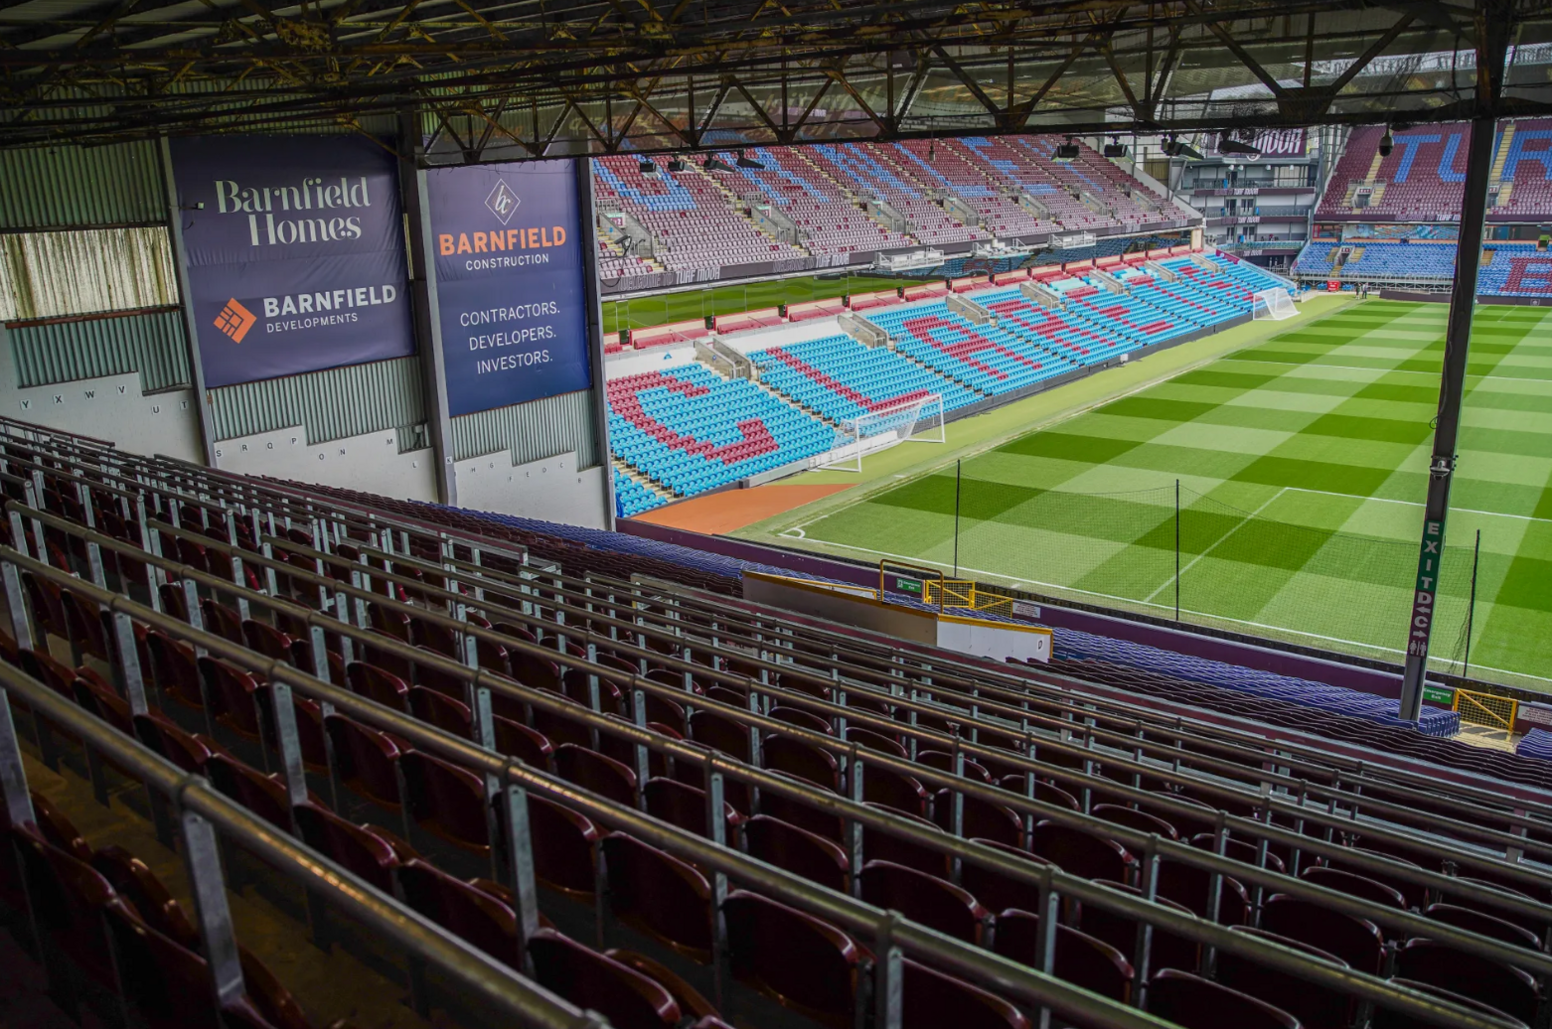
[1422,685,1455,706]
[897,577,922,594]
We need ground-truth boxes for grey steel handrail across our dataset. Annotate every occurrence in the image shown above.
[1,541,1546,1029]
[0,663,605,1029]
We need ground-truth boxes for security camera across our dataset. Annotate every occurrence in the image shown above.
[1378,131,1394,158]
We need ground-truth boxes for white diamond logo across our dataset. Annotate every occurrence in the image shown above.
[485,180,520,225]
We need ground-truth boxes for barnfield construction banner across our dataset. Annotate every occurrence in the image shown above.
[170,135,414,387]
[425,159,592,417]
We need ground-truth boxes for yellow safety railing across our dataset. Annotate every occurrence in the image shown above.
[1453,688,1518,732]
[923,579,1016,613]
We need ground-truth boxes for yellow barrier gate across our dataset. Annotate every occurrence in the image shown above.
[922,579,1015,613]
[1453,688,1518,733]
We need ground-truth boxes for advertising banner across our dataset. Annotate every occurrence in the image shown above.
[1206,129,1308,159]
[170,135,414,388]
[426,160,592,418]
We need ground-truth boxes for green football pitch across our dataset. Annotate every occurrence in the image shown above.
[757,300,1552,691]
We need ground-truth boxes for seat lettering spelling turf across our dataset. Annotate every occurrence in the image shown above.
[760,347,931,412]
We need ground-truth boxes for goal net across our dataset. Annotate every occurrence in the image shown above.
[1252,287,1297,321]
[820,393,946,472]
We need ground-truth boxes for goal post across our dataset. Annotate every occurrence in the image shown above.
[1252,287,1297,321]
[821,393,946,472]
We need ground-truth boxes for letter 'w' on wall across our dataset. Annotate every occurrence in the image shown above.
[170,135,415,387]
[426,160,592,418]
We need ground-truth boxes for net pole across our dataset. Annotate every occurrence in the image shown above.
[953,459,962,578]
[1464,528,1481,680]
[1174,479,1181,622]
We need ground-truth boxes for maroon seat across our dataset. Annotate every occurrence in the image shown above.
[1155,859,1252,925]
[293,802,399,895]
[146,630,204,711]
[762,734,839,791]
[554,743,638,809]
[527,693,595,750]
[1261,894,1384,975]
[605,950,721,1023]
[60,588,112,664]
[1078,880,1198,975]
[512,650,563,694]
[596,717,674,781]
[525,796,599,899]
[1092,804,1177,840]
[959,839,1050,915]
[1300,865,1405,909]
[936,792,1023,848]
[200,598,246,646]
[1217,926,1352,1029]
[324,714,404,815]
[528,929,680,1029]
[1325,847,1425,909]
[408,686,472,737]
[901,959,1029,1029]
[367,602,411,643]
[1189,833,1287,875]
[744,814,849,893]
[603,833,713,961]
[1373,979,1528,1029]
[11,824,119,988]
[103,900,274,1029]
[397,859,521,969]
[89,845,199,948]
[491,715,553,769]
[860,860,986,944]
[993,909,1133,1002]
[199,656,270,744]
[846,727,907,758]
[1148,968,1297,1029]
[862,764,929,817]
[1425,902,1542,950]
[399,750,490,854]
[724,890,862,1029]
[999,778,1081,813]
[1029,821,1136,885]
[242,619,297,667]
[345,661,410,712]
[642,777,742,839]
[769,705,832,735]
[918,750,992,782]
[71,670,135,736]
[206,753,294,832]
[1394,938,1539,1024]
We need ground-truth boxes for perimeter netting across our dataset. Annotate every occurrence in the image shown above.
[1252,287,1297,321]
[821,393,945,472]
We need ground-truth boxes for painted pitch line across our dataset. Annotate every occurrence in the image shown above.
[793,534,1552,687]
[1284,487,1552,526]
[1141,487,1287,604]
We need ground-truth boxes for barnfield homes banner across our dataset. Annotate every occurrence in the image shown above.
[425,159,592,418]
[171,135,414,388]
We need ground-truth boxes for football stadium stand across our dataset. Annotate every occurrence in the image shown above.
[1316,124,1472,222]
[749,333,982,420]
[6,417,1552,1029]
[606,363,832,498]
[863,299,1070,397]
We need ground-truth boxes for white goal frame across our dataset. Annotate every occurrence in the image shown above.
[820,393,946,472]
[1252,287,1297,321]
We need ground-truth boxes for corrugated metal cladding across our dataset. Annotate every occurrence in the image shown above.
[209,356,427,445]
[0,142,165,230]
[8,308,190,393]
[0,227,178,321]
[450,389,599,467]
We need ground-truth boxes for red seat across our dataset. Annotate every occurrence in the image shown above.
[60,588,112,664]
[605,949,721,1023]
[936,792,1023,848]
[206,753,294,832]
[1373,979,1528,1029]
[1155,859,1252,925]
[492,715,553,769]
[11,824,119,988]
[408,686,473,737]
[292,802,399,895]
[901,959,1029,1029]
[324,714,404,815]
[863,765,929,817]
[998,777,1080,813]
[918,750,990,782]
[1092,804,1177,840]
[1029,821,1136,885]
[146,631,204,711]
[1394,938,1539,1024]
[525,796,600,899]
[642,777,742,840]
[1425,901,1542,950]
[745,814,849,893]
[1148,968,1298,1029]
[724,890,863,1029]
[602,833,713,961]
[399,750,490,854]
[199,656,269,744]
[1300,865,1405,909]
[1217,926,1352,1029]
[959,839,1050,915]
[528,929,680,1029]
[860,860,986,944]
[398,859,521,969]
[200,598,246,646]
[554,743,638,809]
[1261,894,1384,975]
[103,900,273,1029]
[345,661,410,712]
[242,619,297,667]
[845,727,906,758]
[768,705,832,735]
[993,908,1133,1002]
[1078,880,1199,975]
[89,845,199,948]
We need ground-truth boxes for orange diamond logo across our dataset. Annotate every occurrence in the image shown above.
[213,298,256,343]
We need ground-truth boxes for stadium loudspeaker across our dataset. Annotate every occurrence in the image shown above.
[638,159,657,174]
[668,158,687,172]
[1218,138,1261,156]
[1054,140,1080,161]
[1103,142,1127,158]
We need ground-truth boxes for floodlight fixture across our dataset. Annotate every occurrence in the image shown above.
[736,150,764,169]
[638,159,657,174]
[1054,137,1080,161]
